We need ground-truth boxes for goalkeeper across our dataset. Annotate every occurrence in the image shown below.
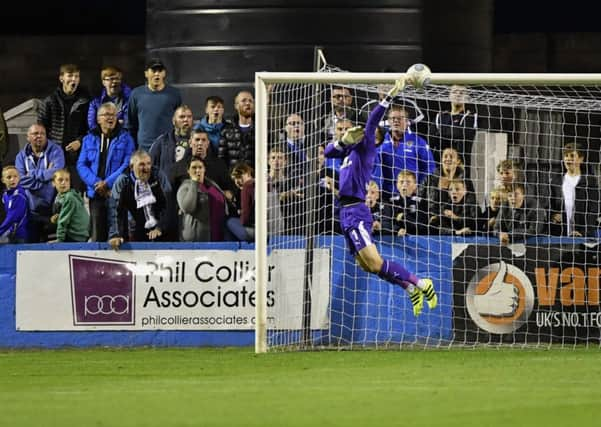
[324,78,437,316]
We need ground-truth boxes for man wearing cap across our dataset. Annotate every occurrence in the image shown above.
[127,58,182,152]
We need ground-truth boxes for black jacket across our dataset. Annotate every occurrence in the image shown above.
[108,167,172,241]
[218,116,255,169]
[549,173,600,237]
[38,86,90,166]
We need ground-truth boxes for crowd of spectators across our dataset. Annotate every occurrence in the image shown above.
[0,62,600,247]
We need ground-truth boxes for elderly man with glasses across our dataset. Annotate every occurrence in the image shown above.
[77,102,135,241]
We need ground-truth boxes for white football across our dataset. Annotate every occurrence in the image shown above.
[406,63,431,88]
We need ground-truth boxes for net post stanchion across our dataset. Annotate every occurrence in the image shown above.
[254,73,269,354]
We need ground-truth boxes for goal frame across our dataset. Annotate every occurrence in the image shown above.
[254,71,601,353]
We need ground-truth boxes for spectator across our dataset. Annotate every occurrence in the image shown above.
[77,102,135,242]
[432,179,477,236]
[495,158,549,209]
[108,150,172,250]
[219,90,255,169]
[432,85,478,176]
[496,183,545,245]
[170,130,233,197]
[366,180,384,235]
[15,124,65,242]
[49,169,90,243]
[177,157,228,242]
[37,63,90,193]
[127,57,182,152]
[149,105,194,177]
[194,96,226,155]
[267,144,292,234]
[479,186,506,236]
[322,118,353,173]
[315,143,340,235]
[87,65,132,130]
[373,105,436,200]
[0,166,28,243]
[282,113,306,163]
[382,170,424,236]
[419,147,474,224]
[324,86,357,141]
[549,143,600,237]
[226,162,255,242]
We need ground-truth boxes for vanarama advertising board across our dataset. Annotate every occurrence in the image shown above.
[453,242,601,344]
[16,249,330,331]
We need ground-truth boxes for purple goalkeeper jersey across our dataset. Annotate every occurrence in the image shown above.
[324,101,388,201]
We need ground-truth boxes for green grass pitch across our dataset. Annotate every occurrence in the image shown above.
[1,347,599,427]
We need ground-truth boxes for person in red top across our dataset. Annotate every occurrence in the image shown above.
[226,162,254,241]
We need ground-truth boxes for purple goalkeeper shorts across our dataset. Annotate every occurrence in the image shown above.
[340,203,374,256]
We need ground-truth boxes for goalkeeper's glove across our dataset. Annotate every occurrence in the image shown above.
[340,126,365,146]
[383,77,406,104]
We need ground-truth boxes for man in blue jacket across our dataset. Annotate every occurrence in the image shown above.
[77,102,135,241]
[15,123,65,242]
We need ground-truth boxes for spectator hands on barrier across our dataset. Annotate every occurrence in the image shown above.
[109,237,124,251]
[455,227,472,236]
[147,228,162,240]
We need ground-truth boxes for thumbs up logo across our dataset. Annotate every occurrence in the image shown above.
[466,261,534,334]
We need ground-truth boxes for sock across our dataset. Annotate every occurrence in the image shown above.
[377,260,417,289]
[404,282,417,294]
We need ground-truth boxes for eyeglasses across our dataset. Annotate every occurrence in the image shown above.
[102,76,122,82]
[388,116,407,122]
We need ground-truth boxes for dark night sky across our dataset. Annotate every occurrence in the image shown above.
[1,1,600,35]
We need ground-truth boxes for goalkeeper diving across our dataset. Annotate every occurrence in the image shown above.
[323,77,437,316]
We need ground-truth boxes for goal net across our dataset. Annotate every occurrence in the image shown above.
[254,68,601,352]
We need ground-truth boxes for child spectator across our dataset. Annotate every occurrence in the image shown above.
[366,180,384,234]
[496,183,545,245]
[0,166,28,243]
[433,178,477,236]
[50,169,90,242]
[383,170,424,236]
[549,143,600,237]
[479,186,506,235]
[226,162,255,241]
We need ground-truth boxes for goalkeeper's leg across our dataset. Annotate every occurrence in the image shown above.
[355,245,425,316]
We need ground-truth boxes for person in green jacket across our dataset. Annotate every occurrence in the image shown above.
[50,169,90,242]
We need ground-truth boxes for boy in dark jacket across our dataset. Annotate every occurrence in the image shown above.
[434,178,477,236]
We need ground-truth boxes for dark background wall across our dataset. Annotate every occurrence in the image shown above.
[146,0,424,114]
[2,0,601,115]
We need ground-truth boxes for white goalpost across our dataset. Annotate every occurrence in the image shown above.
[254,70,601,353]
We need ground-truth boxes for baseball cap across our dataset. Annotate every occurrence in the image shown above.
[145,58,165,70]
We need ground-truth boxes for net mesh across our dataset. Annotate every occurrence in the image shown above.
[261,65,601,351]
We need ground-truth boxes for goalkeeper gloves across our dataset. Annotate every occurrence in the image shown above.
[383,77,406,104]
[340,126,365,146]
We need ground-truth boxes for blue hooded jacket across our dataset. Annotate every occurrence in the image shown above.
[0,185,29,241]
[15,140,65,212]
